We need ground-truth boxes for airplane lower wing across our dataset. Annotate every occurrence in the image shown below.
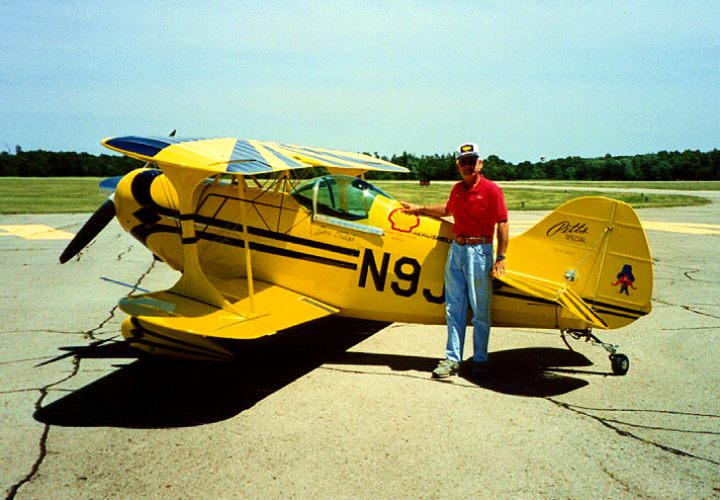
[494,270,608,329]
[119,278,340,341]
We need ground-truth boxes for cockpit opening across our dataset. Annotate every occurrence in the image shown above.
[291,175,393,220]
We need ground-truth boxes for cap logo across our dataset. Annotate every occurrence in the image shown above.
[461,145,473,153]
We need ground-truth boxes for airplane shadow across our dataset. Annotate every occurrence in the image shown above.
[34,317,388,429]
[329,346,595,398]
[470,347,595,396]
[35,320,597,429]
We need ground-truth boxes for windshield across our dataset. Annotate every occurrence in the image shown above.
[291,175,392,220]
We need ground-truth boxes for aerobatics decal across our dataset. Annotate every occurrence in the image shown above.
[612,264,636,295]
[388,208,420,233]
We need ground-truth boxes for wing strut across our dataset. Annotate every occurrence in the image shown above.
[136,163,240,314]
[238,177,255,312]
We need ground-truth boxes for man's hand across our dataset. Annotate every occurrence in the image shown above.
[491,259,506,278]
[400,202,449,218]
[400,201,421,215]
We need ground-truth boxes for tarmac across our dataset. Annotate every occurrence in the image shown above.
[1,188,719,498]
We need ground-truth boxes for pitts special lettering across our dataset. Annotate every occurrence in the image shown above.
[546,221,589,243]
[358,249,444,303]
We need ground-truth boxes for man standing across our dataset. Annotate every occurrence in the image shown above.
[402,143,509,379]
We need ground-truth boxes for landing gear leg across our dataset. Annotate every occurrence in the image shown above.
[561,329,630,376]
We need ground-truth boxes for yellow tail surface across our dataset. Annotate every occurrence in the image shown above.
[497,196,653,330]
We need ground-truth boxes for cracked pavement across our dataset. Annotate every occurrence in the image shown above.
[2,193,719,498]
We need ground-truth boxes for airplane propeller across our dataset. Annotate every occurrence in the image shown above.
[59,196,116,264]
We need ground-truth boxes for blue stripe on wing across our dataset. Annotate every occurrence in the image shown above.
[105,136,182,157]
[283,144,406,172]
[262,143,306,169]
[226,162,274,174]
[280,145,354,169]
[225,139,273,174]
[225,140,308,174]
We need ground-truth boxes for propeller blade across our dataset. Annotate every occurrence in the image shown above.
[59,197,116,264]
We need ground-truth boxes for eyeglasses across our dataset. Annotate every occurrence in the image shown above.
[458,156,478,166]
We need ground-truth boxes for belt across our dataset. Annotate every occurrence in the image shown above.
[454,235,493,245]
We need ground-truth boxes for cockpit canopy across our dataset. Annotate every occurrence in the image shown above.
[291,175,393,220]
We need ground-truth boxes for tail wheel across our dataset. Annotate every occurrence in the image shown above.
[610,353,630,375]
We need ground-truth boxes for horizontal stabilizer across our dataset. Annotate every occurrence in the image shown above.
[119,278,340,340]
[495,270,608,329]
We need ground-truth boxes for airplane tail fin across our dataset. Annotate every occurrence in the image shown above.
[503,196,653,330]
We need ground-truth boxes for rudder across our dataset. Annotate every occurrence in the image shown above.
[507,196,653,330]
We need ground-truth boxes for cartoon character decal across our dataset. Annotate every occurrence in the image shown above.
[612,264,636,295]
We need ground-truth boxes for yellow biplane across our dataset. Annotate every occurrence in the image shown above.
[60,136,653,375]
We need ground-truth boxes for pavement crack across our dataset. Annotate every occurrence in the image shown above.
[547,399,720,467]
[84,305,120,340]
[599,463,635,495]
[5,357,81,500]
[654,299,720,320]
[116,245,134,261]
[71,238,97,263]
[683,269,699,280]
[1,274,129,500]
[130,258,159,294]
[33,257,159,367]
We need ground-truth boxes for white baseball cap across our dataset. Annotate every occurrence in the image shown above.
[455,143,480,159]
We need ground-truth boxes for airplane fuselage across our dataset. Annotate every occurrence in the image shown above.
[113,167,651,334]
[115,168,455,325]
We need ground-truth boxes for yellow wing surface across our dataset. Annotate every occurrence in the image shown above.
[119,278,340,360]
[101,136,408,176]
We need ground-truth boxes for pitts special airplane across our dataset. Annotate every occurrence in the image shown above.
[60,136,653,375]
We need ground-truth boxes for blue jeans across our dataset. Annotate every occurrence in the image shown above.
[444,242,494,364]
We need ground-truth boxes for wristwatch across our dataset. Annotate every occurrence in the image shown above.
[495,254,506,262]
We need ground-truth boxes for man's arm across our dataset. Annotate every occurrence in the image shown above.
[492,220,509,277]
[400,202,449,218]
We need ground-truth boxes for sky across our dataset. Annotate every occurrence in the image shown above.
[1,0,719,164]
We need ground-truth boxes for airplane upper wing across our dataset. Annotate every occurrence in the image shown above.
[494,270,609,329]
[101,136,408,175]
[118,277,340,341]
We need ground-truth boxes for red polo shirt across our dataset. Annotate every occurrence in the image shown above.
[447,176,508,237]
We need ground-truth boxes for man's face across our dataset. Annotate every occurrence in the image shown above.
[457,155,481,177]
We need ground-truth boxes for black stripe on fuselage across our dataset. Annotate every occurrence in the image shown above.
[196,230,358,270]
[495,289,647,320]
[129,178,360,257]
[193,214,360,257]
[133,223,358,271]
[586,299,646,318]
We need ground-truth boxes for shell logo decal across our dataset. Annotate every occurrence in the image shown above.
[388,208,420,233]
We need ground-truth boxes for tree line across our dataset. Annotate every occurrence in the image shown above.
[378,149,720,181]
[1,146,718,181]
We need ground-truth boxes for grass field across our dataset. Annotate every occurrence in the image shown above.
[0,178,109,214]
[372,181,710,210]
[501,179,720,191]
[0,177,711,214]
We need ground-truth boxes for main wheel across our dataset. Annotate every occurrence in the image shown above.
[610,354,630,375]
